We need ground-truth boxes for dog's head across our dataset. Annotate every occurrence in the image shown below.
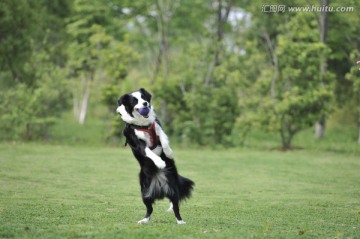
[116,88,155,126]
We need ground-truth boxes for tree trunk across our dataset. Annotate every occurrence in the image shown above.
[78,80,91,125]
[263,31,278,100]
[315,115,326,139]
[280,114,300,149]
[314,0,329,139]
[73,71,93,125]
[204,0,232,86]
[73,91,79,120]
[151,0,176,125]
[280,128,291,149]
[152,0,174,82]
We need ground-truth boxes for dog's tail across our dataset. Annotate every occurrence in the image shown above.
[178,175,195,201]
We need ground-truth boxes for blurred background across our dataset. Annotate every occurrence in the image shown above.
[0,0,359,150]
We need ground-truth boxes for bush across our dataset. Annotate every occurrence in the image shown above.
[0,69,70,140]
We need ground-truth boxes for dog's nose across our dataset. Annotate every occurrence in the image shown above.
[143,102,148,107]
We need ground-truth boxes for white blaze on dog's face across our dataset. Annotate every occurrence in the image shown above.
[116,88,156,126]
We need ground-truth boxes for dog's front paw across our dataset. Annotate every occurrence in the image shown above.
[154,158,166,169]
[163,147,174,159]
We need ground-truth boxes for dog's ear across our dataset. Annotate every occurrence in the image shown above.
[139,88,152,102]
[118,94,135,116]
[118,94,130,106]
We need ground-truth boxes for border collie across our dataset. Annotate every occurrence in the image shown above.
[116,88,194,224]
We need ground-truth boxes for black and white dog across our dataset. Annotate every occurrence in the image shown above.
[116,88,194,224]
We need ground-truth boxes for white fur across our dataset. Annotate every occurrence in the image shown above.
[144,170,173,198]
[134,130,152,147]
[138,217,150,224]
[116,104,156,126]
[145,148,166,169]
[134,128,163,156]
[152,146,163,156]
[131,92,148,110]
[154,123,174,159]
[133,122,174,159]
[135,129,166,168]
[167,202,173,212]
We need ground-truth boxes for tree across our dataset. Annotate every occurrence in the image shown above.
[275,13,334,147]
[66,0,138,124]
[312,0,330,139]
[0,0,72,140]
[239,11,334,149]
[0,0,38,85]
[147,0,240,146]
[345,51,360,144]
[326,0,360,143]
[205,0,233,86]
[66,0,107,124]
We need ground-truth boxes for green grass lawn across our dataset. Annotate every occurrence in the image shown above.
[0,143,359,239]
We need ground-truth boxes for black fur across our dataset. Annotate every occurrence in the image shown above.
[117,88,194,223]
[118,94,138,117]
[139,88,152,102]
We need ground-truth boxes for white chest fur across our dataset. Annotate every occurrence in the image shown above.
[133,121,174,167]
[134,129,151,147]
[134,129,162,156]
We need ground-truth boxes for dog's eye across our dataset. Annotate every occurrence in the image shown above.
[131,98,138,106]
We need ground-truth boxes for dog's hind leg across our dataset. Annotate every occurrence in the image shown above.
[169,198,186,224]
[138,198,154,224]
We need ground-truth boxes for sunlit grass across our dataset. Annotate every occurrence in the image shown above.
[0,143,359,238]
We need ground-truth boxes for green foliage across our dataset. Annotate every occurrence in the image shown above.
[0,50,70,140]
[0,0,38,85]
[345,50,360,93]
[150,40,240,146]
[0,75,69,140]
[1,0,359,146]
[0,0,72,140]
[344,50,360,142]
[179,85,239,146]
[65,0,140,127]
[99,40,141,107]
[238,12,335,148]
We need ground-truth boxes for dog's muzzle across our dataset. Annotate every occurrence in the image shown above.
[137,107,150,117]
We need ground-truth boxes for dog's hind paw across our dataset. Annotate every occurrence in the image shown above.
[176,220,186,225]
[138,217,150,224]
